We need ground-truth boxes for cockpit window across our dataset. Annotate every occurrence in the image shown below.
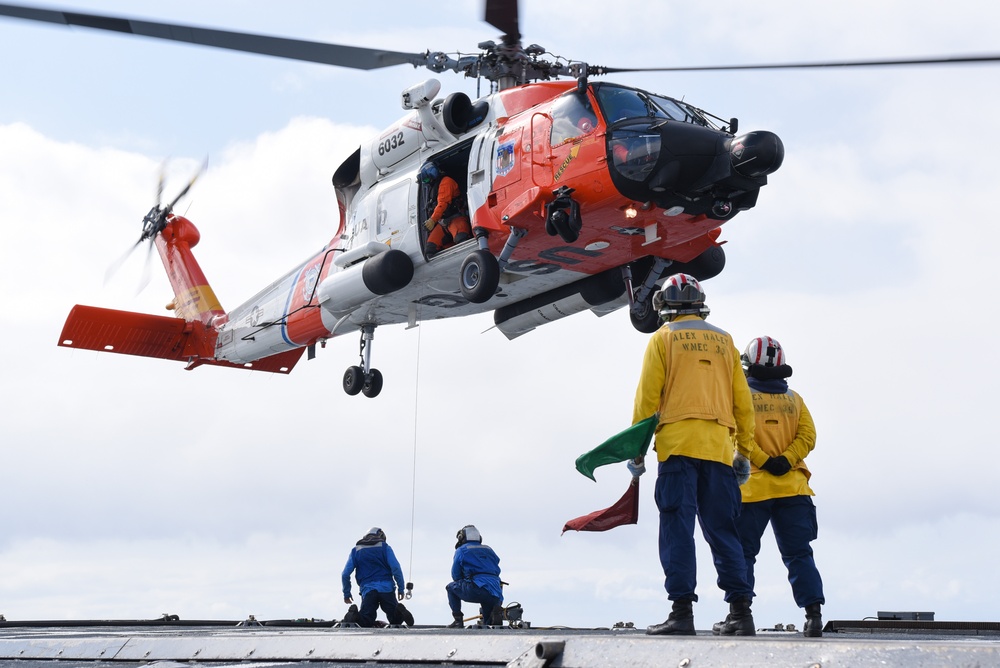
[597,87,650,124]
[550,92,598,146]
[648,94,714,127]
[595,84,711,128]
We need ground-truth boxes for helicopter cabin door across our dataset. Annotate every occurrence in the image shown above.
[530,113,554,188]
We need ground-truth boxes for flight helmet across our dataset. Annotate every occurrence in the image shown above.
[652,273,710,322]
[419,162,440,184]
[455,524,482,548]
[742,336,793,379]
[742,336,785,370]
[362,527,386,542]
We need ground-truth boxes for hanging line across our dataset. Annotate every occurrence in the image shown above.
[406,322,422,590]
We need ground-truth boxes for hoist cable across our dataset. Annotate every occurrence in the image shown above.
[406,323,422,585]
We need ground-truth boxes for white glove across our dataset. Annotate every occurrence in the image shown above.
[627,457,646,477]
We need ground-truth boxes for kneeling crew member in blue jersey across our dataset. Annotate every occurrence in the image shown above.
[342,527,413,627]
[446,525,503,627]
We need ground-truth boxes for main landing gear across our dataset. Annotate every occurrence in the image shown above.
[626,257,672,334]
[343,324,383,398]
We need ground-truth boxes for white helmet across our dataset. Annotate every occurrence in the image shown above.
[742,336,793,379]
[455,524,482,548]
[364,527,386,541]
[742,336,785,369]
[652,273,710,322]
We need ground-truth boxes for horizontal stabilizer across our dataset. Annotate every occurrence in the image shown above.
[58,305,302,374]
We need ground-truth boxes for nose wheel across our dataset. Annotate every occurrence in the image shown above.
[343,324,383,398]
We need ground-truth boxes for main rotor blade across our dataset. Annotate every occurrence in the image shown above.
[0,3,426,70]
[484,0,520,44]
[598,53,1000,74]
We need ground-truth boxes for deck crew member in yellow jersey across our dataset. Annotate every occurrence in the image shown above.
[631,273,768,637]
[731,336,825,637]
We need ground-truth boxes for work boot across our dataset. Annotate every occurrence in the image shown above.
[646,599,696,636]
[396,602,415,627]
[804,603,823,637]
[712,597,756,636]
[341,604,359,626]
[447,612,465,629]
[424,242,440,258]
[711,615,731,635]
[488,606,504,626]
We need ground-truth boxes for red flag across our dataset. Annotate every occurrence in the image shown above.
[562,478,640,534]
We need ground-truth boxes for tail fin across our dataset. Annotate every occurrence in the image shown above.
[156,214,225,326]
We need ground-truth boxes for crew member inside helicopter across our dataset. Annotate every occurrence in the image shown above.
[421,161,471,259]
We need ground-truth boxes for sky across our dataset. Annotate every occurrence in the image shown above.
[2,0,1000,631]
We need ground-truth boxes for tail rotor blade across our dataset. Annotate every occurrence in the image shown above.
[155,160,166,210]
[104,237,144,286]
[104,157,207,291]
[165,157,208,213]
[136,236,157,294]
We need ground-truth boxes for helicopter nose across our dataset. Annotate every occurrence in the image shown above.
[730,131,784,178]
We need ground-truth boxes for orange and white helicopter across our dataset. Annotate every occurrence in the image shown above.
[2,2,994,398]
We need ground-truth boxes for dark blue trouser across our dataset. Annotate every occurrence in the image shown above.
[446,579,501,621]
[359,589,402,627]
[736,495,825,608]
[655,456,753,602]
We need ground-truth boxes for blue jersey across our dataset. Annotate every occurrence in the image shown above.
[342,541,405,599]
[451,541,503,600]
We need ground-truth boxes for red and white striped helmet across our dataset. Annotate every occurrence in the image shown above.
[652,273,709,321]
[742,336,786,371]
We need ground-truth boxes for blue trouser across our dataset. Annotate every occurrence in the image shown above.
[358,589,402,627]
[446,579,501,620]
[736,495,825,608]
[655,456,753,602]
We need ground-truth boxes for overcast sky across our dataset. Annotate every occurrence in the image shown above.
[2,0,1000,630]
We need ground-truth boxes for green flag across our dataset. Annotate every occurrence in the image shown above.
[575,415,658,481]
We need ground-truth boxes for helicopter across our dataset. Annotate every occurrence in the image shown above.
[1,2,997,399]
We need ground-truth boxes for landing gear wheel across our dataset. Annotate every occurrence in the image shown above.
[362,369,383,398]
[630,299,661,334]
[460,249,500,304]
[343,365,364,395]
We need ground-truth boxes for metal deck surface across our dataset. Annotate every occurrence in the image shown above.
[2,620,999,667]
